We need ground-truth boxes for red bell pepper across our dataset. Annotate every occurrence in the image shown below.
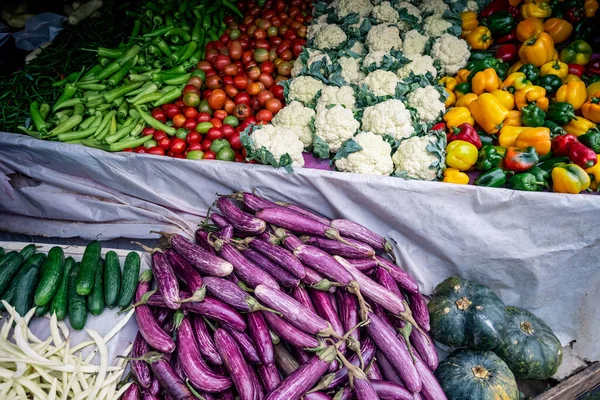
[551,134,579,157]
[504,147,539,172]
[447,123,482,149]
[565,7,584,24]
[508,5,519,18]
[495,44,518,63]
[568,64,585,77]
[496,29,517,44]
[587,60,600,76]
[432,122,447,131]
[568,142,597,168]
[480,0,509,18]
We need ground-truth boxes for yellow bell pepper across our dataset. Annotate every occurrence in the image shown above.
[446,140,479,171]
[514,85,549,111]
[540,60,568,79]
[439,76,458,91]
[518,32,555,67]
[552,164,590,194]
[556,81,587,110]
[460,11,479,38]
[510,0,523,6]
[521,1,552,18]
[504,110,523,126]
[585,156,600,190]
[588,82,600,98]
[444,88,456,107]
[563,74,582,83]
[444,107,474,129]
[470,93,510,134]
[543,18,573,44]
[490,89,515,110]
[443,168,470,184]
[455,69,471,84]
[515,127,551,155]
[563,117,597,136]
[585,0,598,17]
[472,68,501,95]
[502,72,532,93]
[466,26,493,50]
[456,93,478,108]
[499,126,529,147]
[581,92,600,123]
[508,61,524,75]
[516,17,545,42]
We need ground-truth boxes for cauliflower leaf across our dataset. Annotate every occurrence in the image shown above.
[241,126,294,173]
[332,138,363,162]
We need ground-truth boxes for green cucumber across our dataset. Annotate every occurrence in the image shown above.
[13,257,43,316]
[34,246,65,306]
[87,259,105,316]
[0,253,46,311]
[75,240,101,296]
[69,263,88,330]
[117,252,140,309]
[51,257,74,320]
[35,302,51,317]
[103,251,122,308]
[19,244,37,261]
[0,252,24,295]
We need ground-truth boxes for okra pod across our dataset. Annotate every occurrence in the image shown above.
[30,101,48,132]
[48,115,83,136]
[103,82,144,104]
[109,133,153,152]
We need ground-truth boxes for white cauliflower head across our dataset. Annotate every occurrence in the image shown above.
[463,0,479,12]
[339,56,366,85]
[407,86,446,124]
[271,101,316,146]
[314,105,360,152]
[335,132,394,175]
[402,29,430,57]
[316,85,356,114]
[394,2,422,31]
[431,34,471,75]
[287,76,325,105]
[307,15,328,41]
[366,24,403,52]
[291,49,331,78]
[314,24,347,51]
[362,51,389,70]
[364,70,399,97]
[392,134,443,180]
[421,0,449,15]
[396,55,437,80]
[423,15,452,37]
[361,99,414,140]
[348,41,366,56]
[371,1,399,23]
[251,125,305,168]
[335,0,373,18]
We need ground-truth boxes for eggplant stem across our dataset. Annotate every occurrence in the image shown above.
[186,379,207,399]
[131,241,161,254]
[206,232,224,252]
[119,289,157,313]
[118,351,164,364]
[173,310,185,330]
[307,373,335,394]
[346,281,371,322]
[397,321,417,362]
[175,286,206,304]
[148,230,175,241]
[335,347,366,388]
[346,336,364,369]
[398,301,428,342]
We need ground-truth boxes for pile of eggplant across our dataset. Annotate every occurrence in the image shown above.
[121,192,443,400]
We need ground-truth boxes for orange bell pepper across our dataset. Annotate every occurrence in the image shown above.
[466,26,493,50]
[504,110,522,126]
[581,92,600,123]
[515,127,551,155]
[460,11,479,38]
[514,85,549,111]
[508,61,524,75]
[520,1,552,18]
[470,93,510,134]
[499,126,529,147]
[518,32,555,67]
[455,93,478,108]
[455,69,471,84]
[555,81,587,110]
[543,18,572,44]
[516,17,544,42]
[472,68,501,95]
[585,0,598,17]
[444,107,474,129]
[510,0,523,6]
[490,89,515,110]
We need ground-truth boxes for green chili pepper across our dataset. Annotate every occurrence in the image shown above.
[474,167,508,188]
[57,124,99,142]
[73,103,85,116]
[163,73,191,85]
[165,13,174,27]
[95,103,112,113]
[39,104,50,120]
[104,82,144,104]
[53,98,83,112]
[79,114,99,130]
[153,87,184,107]
[17,126,42,139]
[116,45,141,67]
[81,64,103,81]
[48,115,83,137]
[94,110,117,137]
[77,83,107,91]
[108,58,136,87]
[509,172,546,191]
[113,97,125,108]
[164,65,187,75]
[166,28,192,42]
[192,20,203,41]
[208,28,219,42]
[109,132,154,152]
[143,26,173,38]
[105,119,139,144]
[96,61,122,81]
[128,74,153,82]
[135,105,176,135]
[117,102,130,121]
[177,42,198,64]
[53,84,78,112]
[133,92,164,106]
[30,101,48,132]
[129,83,159,103]
[154,39,173,58]
[202,13,212,29]
[476,145,506,171]
[128,20,142,44]
[546,102,576,125]
[521,104,546,127]
[187,48,203,66]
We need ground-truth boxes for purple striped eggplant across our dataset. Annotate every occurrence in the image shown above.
[258,362,281,392]
[292,286,317,314]
[194,229,216,255]
[413,353,447,400]
[376,351,403,386]
[177,318,232,392]
[248,311,274,365]
[310,289,345,349]
[333,386,352,400]
[273,343,300,375]
[352,369,380,400]
[263,311,320,349]
[145,353,194,400]
[148,378,161,396]
[210,213,230,228]
[149,251,180,309]
[254,285,336,337]
[305,393,333,400]
[264,345,338,400]
[302,236,375,259]
[132,333,152,388]
[134,272,176,354]
[171,347,185,380]
[346,258,378,274]
[221,390,235,400]
[256,207,344,242]
[220,225,234,239]
[366,313,421,393]
[249,362,265,400]
[336,290,360,343]
[243,249,300,288]
[153,308,172,326]
[121,382,141,400]
[142,393,160,400]
[406,292,430,332]
[192,316,223,365]
[224,325,261,363]
[375,256,419,294]
[291,244,355,287]
[214,328,256,400]
[278,203,331,225]
[410,328,438,371]
[217,197,266,234]
[165,249,205,302]
[230,191,279,211]
[375,267,404,300]
[367,360,383,380]
[203,276,274,312]
[249,238,306,279]
[168,233,233,277]
[370,380,413,400]
[301,267,338,293]
[330,219,393,253]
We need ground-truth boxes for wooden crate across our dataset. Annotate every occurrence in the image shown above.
[535,363,600,400]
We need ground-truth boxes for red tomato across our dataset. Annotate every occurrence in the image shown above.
[210,118,223,128]
[234,75,249,90]
[183,85,200,94]
[247,25,258,37]
[223,75,234,86]
[261,61,275,75]
[173,154,186,159]
[258,73,275,88]
[196,112,211,123]
[265,98,282,114]
[234,92,251,106]
[142,127,156,136]
[254,39,271,50]
[242,50,254,65]
[207,127,224,141]
[202,138,213,151]
[247,82,262,96]
[205,69,217,77]
[269,36,283,47]
[253,28,267,40]
[158,137,171,150]
[271,84,285,101]
[203,151,216,160]
[284,30,297,41]
[205,75,224,89]
[229,132,242,150]
[235,153,245,162]
[223,63,239,76]
[257,90,274,106]
[183,107,198,119]
[170,138,187,155]
[291,39,305,57]
[214,109,228,121]
[276,40,291,55]
[184,118,197,131]
[222,124,236,139]
[186,131,201,144]
[277,61,293,76]
[197,61,213,72]
[220,34,231,46]
[174,100,185,109]
[213,41,224,51]
[135,146,146,153]
[172,114,186,128]
[208,89,227,110]
[224,99,236,114]
[279,49,293,61]
[188,142,203,152]
[122,148,133,152]
[229,40,243,60]
[256,109,273,123]
[183,91,200,108]
[152,108,167,123]
[153,130,167,142]
[233,103,252,119]
[147,146,165,156]
[296,25,307,39]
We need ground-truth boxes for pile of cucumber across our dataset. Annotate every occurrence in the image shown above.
[0,241,140,330]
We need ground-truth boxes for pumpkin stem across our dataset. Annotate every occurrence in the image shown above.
[520,320,535,335]
[472,365,490,379]
[455,296,472,310]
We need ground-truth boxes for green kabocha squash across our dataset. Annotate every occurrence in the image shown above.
[428,276,507,350]
[494,306,563,380]
[435,349,519,400]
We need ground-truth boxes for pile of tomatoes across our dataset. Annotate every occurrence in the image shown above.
[132,0,313,160]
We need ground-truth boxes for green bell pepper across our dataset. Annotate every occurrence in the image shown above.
[521,103,546,127]
[466,51,491,70]
[549,0,564,17]
[509,172,547,191]
[546,102,576,125]
[538,156,570,171]
[474,167,508,187]
[528,166,551,184]
[455,82,472,96]
[467,57,507,81]
[476,145,506,171]
[544,120,566,138]
[478,131,495,146]
[480,11,515,37]
[573,20,593,42]
[518,64,541,85]
[578,129,600,154]
[539,74,563,95]
[559,40,593,65]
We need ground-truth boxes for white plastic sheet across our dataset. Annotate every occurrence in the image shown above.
[1,132,599,362]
